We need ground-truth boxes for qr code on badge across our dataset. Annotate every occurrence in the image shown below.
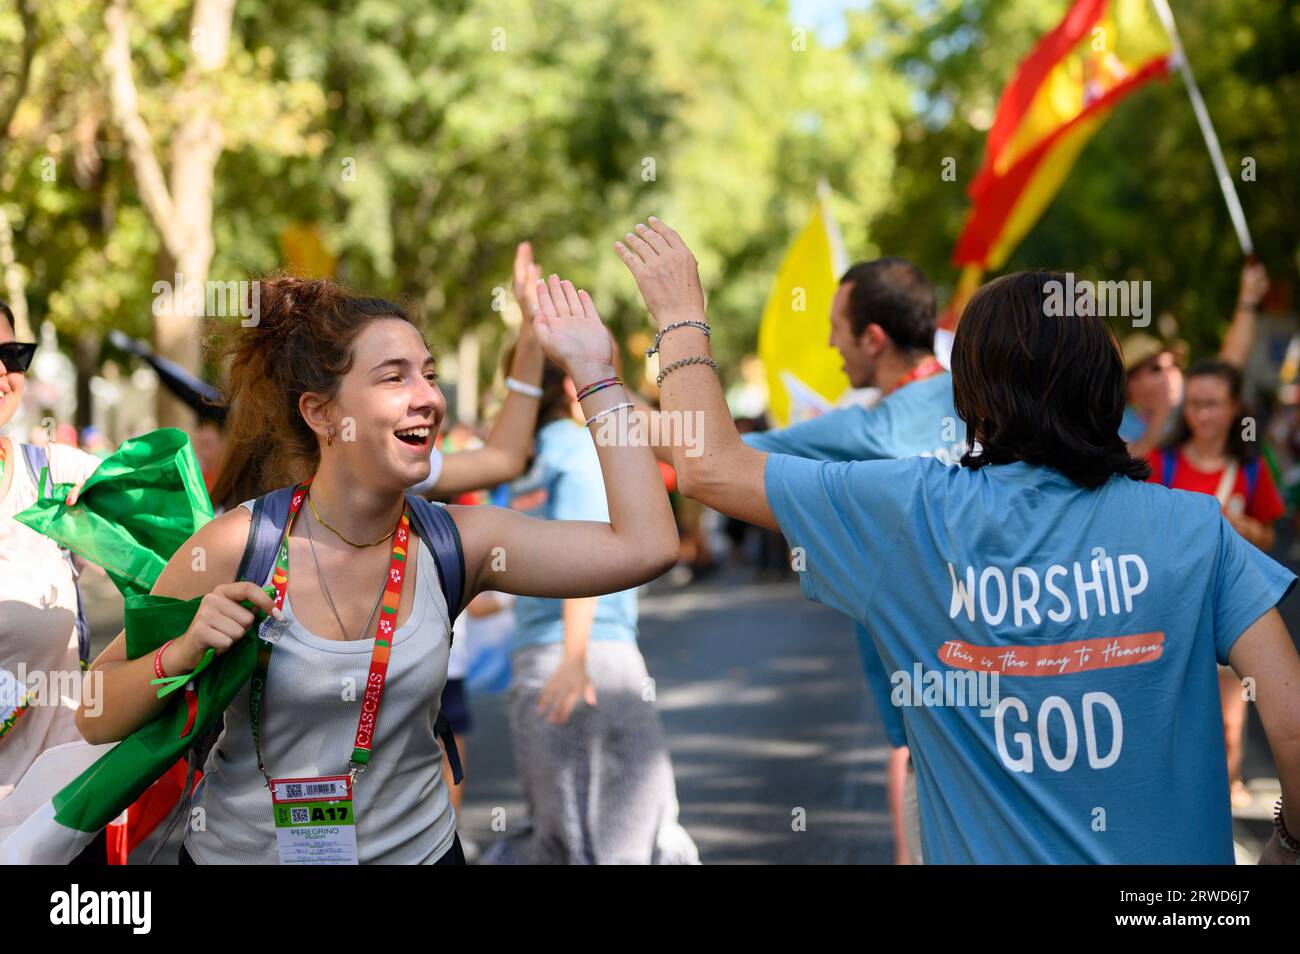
[285,783,303,798]
[290,807,310,824]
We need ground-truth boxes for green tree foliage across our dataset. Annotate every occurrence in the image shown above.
[0,0,1294,422]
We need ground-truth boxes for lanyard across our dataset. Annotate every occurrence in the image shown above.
[250,477,412,784]
[891,356,944,392]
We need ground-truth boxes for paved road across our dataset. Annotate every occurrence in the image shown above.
[455,569,898,864]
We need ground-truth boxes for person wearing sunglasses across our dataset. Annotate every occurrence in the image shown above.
[0,301,103,807]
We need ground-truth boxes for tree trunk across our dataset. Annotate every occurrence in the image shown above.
[0,207,32,341]
[74,334,98,431]
[103,0,233,433]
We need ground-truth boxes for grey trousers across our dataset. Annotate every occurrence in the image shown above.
[483,640,698,865]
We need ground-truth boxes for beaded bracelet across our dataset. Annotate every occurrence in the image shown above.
[584,402,634,428]
[576,376,622,401]
[646,320,711,358]
[506,376,543,398]
[656,355,719,389]
[1276,799,1300,853]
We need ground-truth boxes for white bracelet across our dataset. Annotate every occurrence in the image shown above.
[506,376,543,398]
[584,402,633,428]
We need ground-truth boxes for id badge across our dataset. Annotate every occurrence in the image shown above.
[270,774,358,865]
[258,614,290,645]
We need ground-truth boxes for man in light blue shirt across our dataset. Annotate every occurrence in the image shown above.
[743,258,965,863]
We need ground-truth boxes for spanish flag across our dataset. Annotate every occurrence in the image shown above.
[944,0,1173,327]
[757,187,850,427]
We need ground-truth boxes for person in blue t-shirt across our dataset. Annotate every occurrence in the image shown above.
[484,358,698,865]
[741,257,966,864]
[614,217,1300,864]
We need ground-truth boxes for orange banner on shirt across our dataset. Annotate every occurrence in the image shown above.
[938,632,1164,676]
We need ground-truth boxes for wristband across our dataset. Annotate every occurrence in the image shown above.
[506,376,543,398]
[151,648,216,699]
[154,639,177,679]
[584,402,634,428]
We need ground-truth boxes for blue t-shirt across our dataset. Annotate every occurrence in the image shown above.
[765,453,1295,864]
[743,372,966,465]
[746,373,966,749]
[508,419,638,651]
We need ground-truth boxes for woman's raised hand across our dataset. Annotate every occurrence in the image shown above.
[614,217,706,328]
[532,274,615,384]
[512,241,543,323]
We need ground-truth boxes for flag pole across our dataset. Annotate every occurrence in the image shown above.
[816,177,849,275]
[1150,0,1254,256]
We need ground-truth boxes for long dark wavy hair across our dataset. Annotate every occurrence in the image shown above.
[952,271,1151,489]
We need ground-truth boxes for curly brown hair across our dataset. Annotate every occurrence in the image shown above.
[206,276,420,509]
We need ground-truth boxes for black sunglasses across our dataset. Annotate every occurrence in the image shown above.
[0,341,37,373]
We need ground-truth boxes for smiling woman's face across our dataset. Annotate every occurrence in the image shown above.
[1183,373,1236,449]
[312,317,447,488]
[0,314,25,429]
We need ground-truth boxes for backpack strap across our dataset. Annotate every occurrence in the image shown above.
[21,443,91,665]
[404,494,467,785]
[20,443,47,497]
[1160,447,1178,487]
[1244,457,1260,502]
[235,486,296,586]
[186,486,295,779]
[404,494,467,623]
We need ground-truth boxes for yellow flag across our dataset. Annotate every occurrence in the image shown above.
[757,196,849,427]
[280,223,338,279]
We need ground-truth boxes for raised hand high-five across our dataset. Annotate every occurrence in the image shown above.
[532,274,615,386]
[512,241,543,325]
[419,240,548,498]
[614,217,706,328]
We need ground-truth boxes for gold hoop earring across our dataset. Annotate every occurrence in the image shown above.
[326,428,334,447]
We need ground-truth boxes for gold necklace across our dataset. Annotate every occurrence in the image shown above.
[306,490,396,549]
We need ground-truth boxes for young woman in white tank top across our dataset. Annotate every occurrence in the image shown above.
[76,271,678,865]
